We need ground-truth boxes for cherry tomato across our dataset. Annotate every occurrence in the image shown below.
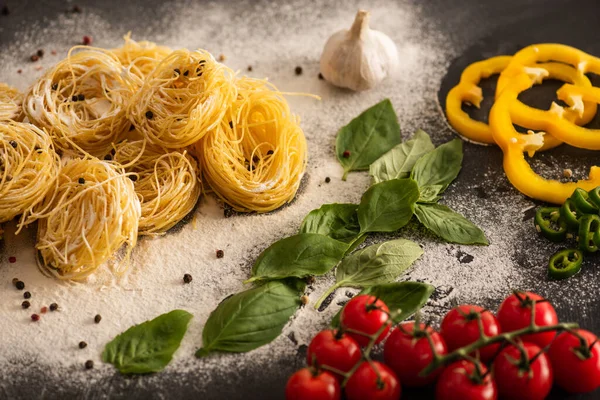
[435,360,497,400]
[549,329,600,393]
[384,321,448,387]
[340,295,390,347]
[493,342,553,400]
[285,368,341,400]
[306,329,361,378]
[440,305,501,362]
[345,361,401,400]
[497,291,558,348]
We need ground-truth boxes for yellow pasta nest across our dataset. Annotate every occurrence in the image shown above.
[128,49,236,148]
[23,48,131,157]
[198,77,307,212]
[0,83,24,122]
[112,140,201,235]
[0,121,60,228]
[112,34,172,88]
[32,158,141,280]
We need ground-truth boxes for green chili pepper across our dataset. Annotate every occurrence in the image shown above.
[588,187,600,210]
[570,188,598,215]
[548,248,583,280]
[578,214,600,253]
[560,199,581,230]
[534,207,567,242]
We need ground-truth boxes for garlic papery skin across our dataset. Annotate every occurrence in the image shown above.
[320,10,399,91]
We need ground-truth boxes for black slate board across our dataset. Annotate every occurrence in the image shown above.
[1,0,599,399]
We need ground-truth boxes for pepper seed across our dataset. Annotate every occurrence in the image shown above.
[85,360,94,369]
[183,274,193,284]
[31,314,40,322]
[325,177,331,183]
[94,314,102,324]
[342,150,351,158]
[79,341,87,349]
[23,291,31,299]
[15,281,25,290]
[145,110,154,119]
[216,249,224,259]
[295,66,303,75]
[50,303,58,311]
[22,301,30,309]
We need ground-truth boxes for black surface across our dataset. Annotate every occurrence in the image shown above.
[1,0,600,399]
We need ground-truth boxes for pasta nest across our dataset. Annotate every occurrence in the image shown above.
[128,49,236,148]
[0,83,24,122]
[0,121,60,228]
[32,158,141,280]
[23,48,132,157]
[198,77,307,212]
[112,140,202,235]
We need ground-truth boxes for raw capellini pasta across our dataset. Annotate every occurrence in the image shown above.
[198,77,307,212]
[111,33,172,88]
[112,140,201,235]
[31,158,141,280]
[23,47,131,157]
[0,83,24,122]
[0,121,60,229]
[128,49,236,149]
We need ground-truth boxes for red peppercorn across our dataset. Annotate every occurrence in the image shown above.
[342,150,351,158]
[216,249,224,259]
[17,69,22,74]
[30,54,39,62]
[82,36,92,46]
[31,314,40,322]
[41,306,48,314]
[8,256,16,263]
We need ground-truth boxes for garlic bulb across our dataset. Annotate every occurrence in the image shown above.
[320,10,398,91]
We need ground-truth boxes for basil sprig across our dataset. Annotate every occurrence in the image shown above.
[197,279,305,357]
[103,310,193,374]
[336,99,402,180]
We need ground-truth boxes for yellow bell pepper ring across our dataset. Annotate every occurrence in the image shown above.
[446,58,594,149]
[490,73,600,204]
[497,43,600,98]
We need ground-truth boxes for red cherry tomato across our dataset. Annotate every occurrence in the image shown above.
[497,291,558,348]
[493,342,553,400]
[340,295,390,347]
[440,305,501,362]
[306,330,361,378]
[285,368,341,400]
[345,361,401,400]
[549,329,600,393]
[384,321,448,387]
[435,360,497,400]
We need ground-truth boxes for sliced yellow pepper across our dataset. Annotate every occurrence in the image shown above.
[490,72,600,204]
[446,57,595,149]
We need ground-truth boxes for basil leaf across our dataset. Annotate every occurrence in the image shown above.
[418,184,444,203]
[358,178,419,234]
[335,239,423,288]
[331,281,434,327]
[411,138,463,199]
[247,233,348,283]
[300,204,360,243]
[102,310,193,374]
[336,99,401,180]
[197,279,305,357]
[414,203,488,245]
[369,129,435,184]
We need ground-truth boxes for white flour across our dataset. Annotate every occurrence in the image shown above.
[0,0,542,385]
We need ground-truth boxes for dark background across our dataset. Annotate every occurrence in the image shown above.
[1,0,600,399]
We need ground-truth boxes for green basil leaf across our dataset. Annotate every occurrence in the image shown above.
[331,281,434,327]
[369,129,435,184]
[336,99,401,180]
[411,138,463,197]
[300,204,360,243]
[197,279,305,357]
[247,233,348,283]
[102,310,193,374]
[414,203,488,245]
[335,239,423,288]
[418,184,445,203]
[358,178,419,234]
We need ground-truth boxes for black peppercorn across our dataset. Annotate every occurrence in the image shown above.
[85,360,94,369]
[247,65,253,72]
[51,83,58,90]
[216,249,224,259]
[94,314,101,323]
[37,49,44,57]
[79,341,87,349]
[145,110,154,119]
[49,303,58,311]
[22,301,30,309]
[325,177,331,183]
[72,95,78,102]
[78,177,85,184]
[318,73,324,80]
[77,94,85,101]
[183,274,193,284]
[23,291,31,299]
[295,66,303,75]
[9,140,17,148]
[15,281,25,290]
